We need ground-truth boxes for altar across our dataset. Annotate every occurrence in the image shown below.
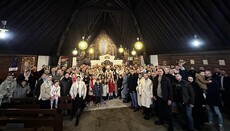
[91,54,123,67]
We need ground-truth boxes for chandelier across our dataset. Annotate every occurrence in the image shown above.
[134,38,143,50]
[131,48,136,56]
[78,36,88,50]
[118,45,124,53]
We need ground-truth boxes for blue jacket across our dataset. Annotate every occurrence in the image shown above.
[93,83,102,97]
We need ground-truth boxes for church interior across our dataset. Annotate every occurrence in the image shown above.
[0,0,230,131]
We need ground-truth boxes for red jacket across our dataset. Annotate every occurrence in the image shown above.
[109,80,115,93]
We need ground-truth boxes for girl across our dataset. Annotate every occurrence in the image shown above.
[102,79,109,102]
[88,74,96,105]
[50,80,61,109]
[108,77,115,99]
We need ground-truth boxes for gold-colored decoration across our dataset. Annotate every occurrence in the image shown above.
[134,38,143,50]
[131,49,137,56]
[72,48,78,55]
[78,36,88,50]
[90,31,117,58]
[21,57,36,73]
[88,48,94,54]
[118,45,124,53]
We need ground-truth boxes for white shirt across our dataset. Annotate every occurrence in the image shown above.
[220,76,224,89]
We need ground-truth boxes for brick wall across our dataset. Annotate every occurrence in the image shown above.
[158,50,230,74]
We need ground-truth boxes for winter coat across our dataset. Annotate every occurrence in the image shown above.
[121,75,128,98]
[190,81,205,107]
[60,77,72,96]
[69,81,87,100]
[0,79,17,98]
[117,77,123,90]
[195,73,210,91]
[13,84,31,98]
[50,85,61,97]
[140,78,153,108]
[109,80,115,93]
[206,78,221,106]
[175,80,195,105]
[38,81,52,101]
[93,83,103,97]
[17,73,36,91]
[153,75,173,101]
[136,77,144,106]
[128,73,138,93]
[0,79,17,104]
[102,84,109,97]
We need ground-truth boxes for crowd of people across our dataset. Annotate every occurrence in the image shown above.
[0,63,229,131]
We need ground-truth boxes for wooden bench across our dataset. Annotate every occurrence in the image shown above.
[58,96,75,120]
[0,108,63,131]
[8,97,39,109]
[7,97,75,120]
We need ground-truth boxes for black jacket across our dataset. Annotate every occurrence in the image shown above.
[128,73,138,92]
[175,80,195,105]
[153,75,173,101]
[34,78,44,97]
[117,77,123,89]
[190,81,205,106]
[17,74,36,91]
[218,76,230,92]
[60,77,72,96]
[83,76,90,86]
[206,78,221,106]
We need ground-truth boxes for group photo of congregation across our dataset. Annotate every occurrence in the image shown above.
[0,62,230,131]
[0,0,230,131]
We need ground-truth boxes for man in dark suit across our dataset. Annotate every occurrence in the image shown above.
[219,70,230,110]
[153,68,174,131]
[60,73,72,96]
[128,69,138,111]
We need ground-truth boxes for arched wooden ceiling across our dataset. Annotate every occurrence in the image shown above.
[0,0,229,56]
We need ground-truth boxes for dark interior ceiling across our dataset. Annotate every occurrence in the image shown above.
[0,0,229,56]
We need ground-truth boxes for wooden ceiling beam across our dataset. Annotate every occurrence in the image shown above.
[115,0,146,53]
[85,11,103,39]
[108,12,125,44]
[56,0,99,56]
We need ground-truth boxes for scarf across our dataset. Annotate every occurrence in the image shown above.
[76,81,82,97]
[24,72,30,81]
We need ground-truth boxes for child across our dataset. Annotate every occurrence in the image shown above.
[50,80,61,109]
[108,77,115,99]
[93,78,102,107]
[102,79,109,102]
[89,74,96,105]
[195,70,212,93]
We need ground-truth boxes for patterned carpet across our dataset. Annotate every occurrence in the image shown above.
[84,98,130,111]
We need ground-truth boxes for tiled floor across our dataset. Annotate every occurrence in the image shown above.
[63,107,230,131]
